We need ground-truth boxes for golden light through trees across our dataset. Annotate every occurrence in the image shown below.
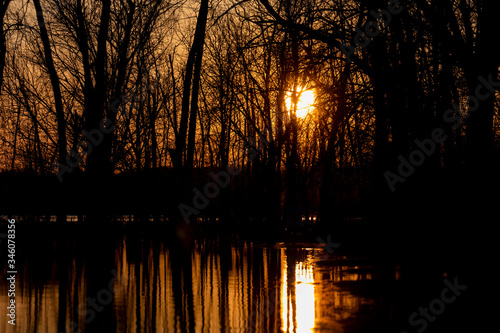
[285,86,316,118]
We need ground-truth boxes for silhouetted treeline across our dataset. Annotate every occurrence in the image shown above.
[0,0,498,224]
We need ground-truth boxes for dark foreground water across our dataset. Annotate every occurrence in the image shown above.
[0,222,490,333]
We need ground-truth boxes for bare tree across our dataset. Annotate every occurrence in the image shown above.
[171,0,209,170]
[33,0,67,167]
[0,0,12,93]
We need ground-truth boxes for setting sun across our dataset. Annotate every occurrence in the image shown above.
[286,87,316,118]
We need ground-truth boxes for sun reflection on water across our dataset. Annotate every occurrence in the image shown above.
[0,238,394,333]
[281,250,316,333]
[281,250,288,332]
[295,261,315,333]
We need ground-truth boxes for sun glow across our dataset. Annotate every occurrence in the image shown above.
[285,87,316,118]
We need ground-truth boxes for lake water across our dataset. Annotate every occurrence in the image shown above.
[0,223,479,332]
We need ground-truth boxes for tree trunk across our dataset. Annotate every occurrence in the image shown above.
[0,1,11,94]
[102,0,136,174]
[33,0,67,166]
[172,0,209,170]
[319,65,349,227]
[285,32,300,228]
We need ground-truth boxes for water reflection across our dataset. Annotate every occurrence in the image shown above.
[0,233,396,332]
[291,260,315,333]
